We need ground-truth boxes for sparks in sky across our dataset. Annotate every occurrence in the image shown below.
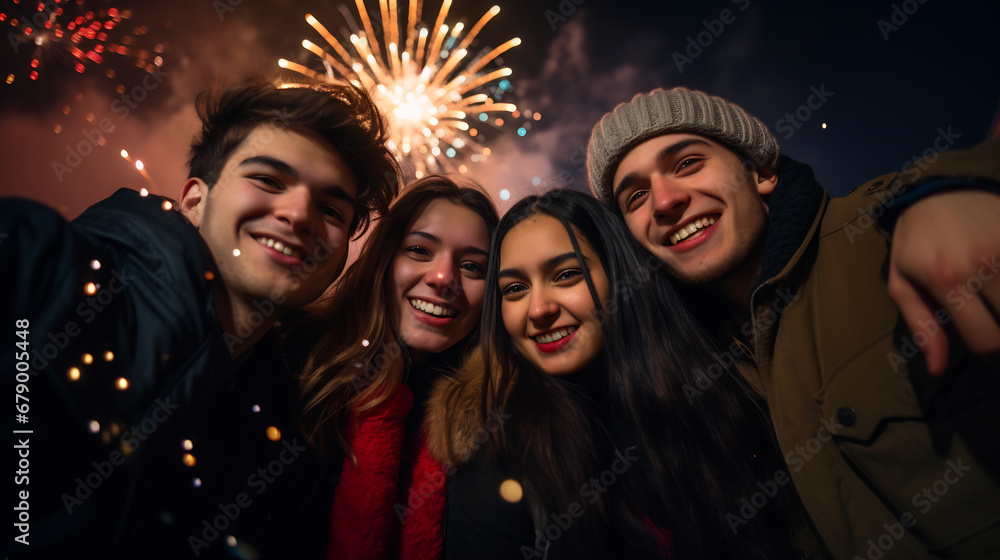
[1,1,161,85]
[279,0,522,178]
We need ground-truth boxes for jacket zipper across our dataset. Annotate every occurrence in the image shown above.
[748,280,779,437]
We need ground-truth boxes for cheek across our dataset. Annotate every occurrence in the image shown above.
[389,257,411,297]
[320,225,350,258]
[464,280,487,312]
[625,214,649,241]
[500,301,523,340]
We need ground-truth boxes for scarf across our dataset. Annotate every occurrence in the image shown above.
[327,383,447,560]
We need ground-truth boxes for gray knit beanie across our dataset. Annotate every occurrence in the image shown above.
[586,87,780,207]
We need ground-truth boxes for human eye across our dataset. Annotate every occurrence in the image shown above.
[460,260,486,278]
[404,245,432,259]
[675,156,703,173]
[320,204,346,224]
[554,268,582,283]
[252,175,283,190]
[625,189,648,211]
[500,282,527,298]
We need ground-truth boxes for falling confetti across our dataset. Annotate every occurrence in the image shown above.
[279,0,523,178]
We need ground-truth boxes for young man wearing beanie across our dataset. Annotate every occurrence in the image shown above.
[587,88,1000,558]
[2,77,399,558]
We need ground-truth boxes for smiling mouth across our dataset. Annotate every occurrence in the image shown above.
[533,326,577,344]
[409,298,458,318]
[253,235,303,259]
[669,216,717,246]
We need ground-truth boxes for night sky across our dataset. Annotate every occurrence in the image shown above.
[1,0,998,219]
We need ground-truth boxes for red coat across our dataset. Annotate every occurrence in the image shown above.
[327,384,447,560]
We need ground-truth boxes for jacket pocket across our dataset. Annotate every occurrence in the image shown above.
[817,332,1000,553]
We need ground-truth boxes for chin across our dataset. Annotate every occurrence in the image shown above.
[403,335,455,356]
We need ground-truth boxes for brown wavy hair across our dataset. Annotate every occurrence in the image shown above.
[296,175,499,458]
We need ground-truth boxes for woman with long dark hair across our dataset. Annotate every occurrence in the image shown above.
[296,175,499,559]
[427,189,811,558]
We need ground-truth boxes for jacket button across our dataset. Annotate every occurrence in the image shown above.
[837,407,857,427]
[867,181,884,191]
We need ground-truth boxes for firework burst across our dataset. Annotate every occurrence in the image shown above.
[279,0,522,178]
[2,0,162,85]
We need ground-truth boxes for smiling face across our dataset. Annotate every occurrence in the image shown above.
[180,124,359,312]
[612,133,777,296]
[391,198,491,359]
[498,214,610,377]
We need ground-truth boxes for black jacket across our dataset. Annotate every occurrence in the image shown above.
[2,189,331,559]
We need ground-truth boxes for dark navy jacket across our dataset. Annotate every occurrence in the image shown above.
[2,189,331,559]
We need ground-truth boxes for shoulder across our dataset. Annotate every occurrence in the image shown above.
[75,188,212,272]
[820,172,902,238]
[74,189,219,322]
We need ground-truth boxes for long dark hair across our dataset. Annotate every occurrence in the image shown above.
[481,189,800,558]
[297,175,498,457]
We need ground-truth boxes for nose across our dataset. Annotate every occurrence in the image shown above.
[274,186,320,234]
[425,258,459,301]
[527,287,558,325]
[650,172,690,220]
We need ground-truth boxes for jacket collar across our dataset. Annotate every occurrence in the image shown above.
[752,156,828,293]
[424,350,488,468]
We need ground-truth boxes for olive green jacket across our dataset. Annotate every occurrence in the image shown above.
[743,138,1000,559]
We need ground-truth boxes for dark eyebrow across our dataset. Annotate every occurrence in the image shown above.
[497,251,585,280]
[613,138,711,201]
[239,156,297,179]
[406,231,489,258]
[239,156,356,205]
[405,231,440,245]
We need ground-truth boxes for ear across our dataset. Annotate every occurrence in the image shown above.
[754,165,778,197]
[178,178,208,228]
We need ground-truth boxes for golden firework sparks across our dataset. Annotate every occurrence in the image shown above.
[279,1,521,178]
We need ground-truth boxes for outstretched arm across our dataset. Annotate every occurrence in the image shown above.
[885,137,1000,375]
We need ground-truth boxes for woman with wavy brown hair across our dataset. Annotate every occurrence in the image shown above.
[295,175,498,559]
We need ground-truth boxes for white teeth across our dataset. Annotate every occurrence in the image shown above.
[254,236,299,258]
[670,216,717,245]
[534,327,577,344]
[409,298,457,318]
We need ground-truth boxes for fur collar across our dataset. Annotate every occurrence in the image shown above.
[424,350,488,468]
